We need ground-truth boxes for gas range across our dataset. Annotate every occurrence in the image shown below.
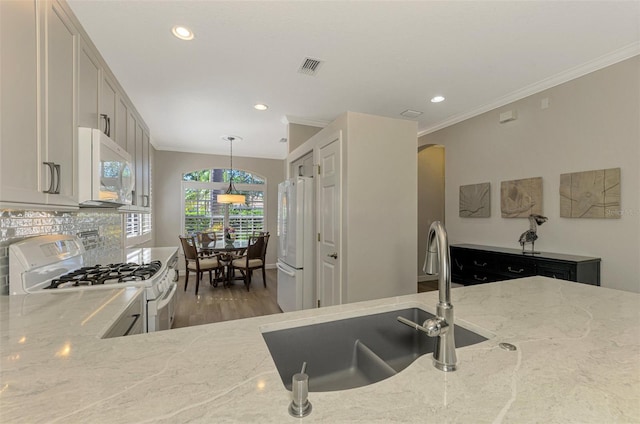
[9,234,179,333]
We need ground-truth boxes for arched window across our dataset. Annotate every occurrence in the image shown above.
[181,168,265,240]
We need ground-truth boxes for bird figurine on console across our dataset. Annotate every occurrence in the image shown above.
[518,214,548,254]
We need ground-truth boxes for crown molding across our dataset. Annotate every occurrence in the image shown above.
[418,43,640,138]
[281,115,330,128]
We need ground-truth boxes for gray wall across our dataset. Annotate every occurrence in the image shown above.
[417,145,445,280]
[420,56,640,292]
[153,150,285,268]
[288,123,323,153]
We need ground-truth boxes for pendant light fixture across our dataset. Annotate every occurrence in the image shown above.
[217,136,246,204]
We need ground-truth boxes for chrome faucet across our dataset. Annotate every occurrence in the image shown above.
[397,221,457,371]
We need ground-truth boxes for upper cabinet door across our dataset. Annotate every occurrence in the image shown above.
[77,37,100,130]
[0,0,48,205]
[142,130,151,207]
[42,0,78,206]
[115,96,129,149]
[101,73,117,139]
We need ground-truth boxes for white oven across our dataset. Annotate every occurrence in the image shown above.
[8,234,178,334]
[146,254,178,332]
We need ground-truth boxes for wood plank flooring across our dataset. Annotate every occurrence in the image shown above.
[173,269,437,328]
[173,268,282,328]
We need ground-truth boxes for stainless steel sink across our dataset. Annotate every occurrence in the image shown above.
[261,307,487,392]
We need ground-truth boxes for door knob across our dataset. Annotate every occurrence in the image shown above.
[328,252,338,259]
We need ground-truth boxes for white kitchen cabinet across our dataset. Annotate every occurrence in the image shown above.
[41,0,78,206]
[1,0,151,210]
[77,36,100,130]
[115,96,129,149]
[141,130,151,208]
[0,0,78,208]
[122,111,150,211]
[134,123,151,209]
[101,73,117,142]
[0,0,47,205]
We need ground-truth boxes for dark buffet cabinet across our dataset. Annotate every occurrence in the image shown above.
[450,244,601,286]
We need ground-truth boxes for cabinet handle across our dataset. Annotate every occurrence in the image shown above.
[507,266,524,274]
[473,260,487,267]
[53,164,61,194]
[42,162,55,193]
[100,114,111,137]
[455,258,463,270]
[123,313,141,336]
[473,274,487,282]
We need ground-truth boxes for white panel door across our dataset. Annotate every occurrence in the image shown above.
[317,135,341,307]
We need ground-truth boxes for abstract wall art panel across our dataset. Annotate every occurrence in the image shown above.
[500,177,543,218]
[560,167,621,218]
[459,182,491,217]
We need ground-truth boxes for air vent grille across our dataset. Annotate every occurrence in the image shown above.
[298,57,323,76]
[400,109,423,118]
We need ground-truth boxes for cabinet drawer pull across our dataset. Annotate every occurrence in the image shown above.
[53,164,61,194]
[473,260,487,267]
[473,274,487,282]
[124,313,141,336]
[100,114,111,137]
[42,162,55,193]
[507,266,524,274]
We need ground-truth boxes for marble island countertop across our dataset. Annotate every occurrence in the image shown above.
[1,276,639,423]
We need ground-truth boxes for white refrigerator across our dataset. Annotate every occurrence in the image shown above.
[277,177,315,312]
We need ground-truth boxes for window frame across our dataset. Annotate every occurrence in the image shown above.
[181,169,267,240]
[124,212,152,247]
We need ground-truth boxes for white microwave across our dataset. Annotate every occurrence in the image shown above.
[77,127,134,207]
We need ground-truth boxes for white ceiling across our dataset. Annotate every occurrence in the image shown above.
[67,1,640,160]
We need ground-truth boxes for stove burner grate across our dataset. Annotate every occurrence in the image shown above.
[46,261,162,289]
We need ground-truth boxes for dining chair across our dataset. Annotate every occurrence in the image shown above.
[229,234,270,291]
[196,231,217,255]
[178,235,225,295]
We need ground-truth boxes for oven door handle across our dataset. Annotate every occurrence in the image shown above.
[156,282,177,310]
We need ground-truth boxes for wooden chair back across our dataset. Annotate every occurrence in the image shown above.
[179,236,198,261]
[246,235,268,260]
[197,231,217,247]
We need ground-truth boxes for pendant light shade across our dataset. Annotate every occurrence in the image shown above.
[217,136,246,205]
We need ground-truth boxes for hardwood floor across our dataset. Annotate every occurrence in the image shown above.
[173,269,438,329]
[173,268,282,328]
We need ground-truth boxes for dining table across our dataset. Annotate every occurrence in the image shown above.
[197,239,249,256]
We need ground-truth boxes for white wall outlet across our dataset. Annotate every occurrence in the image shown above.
[499,110,518,123]
[541,97,550,109]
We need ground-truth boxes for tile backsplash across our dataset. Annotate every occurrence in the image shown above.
[0,210,123,295]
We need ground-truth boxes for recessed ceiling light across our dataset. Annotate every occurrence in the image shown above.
[431,96,445,103]
[254,104,269,111]
[171,25,194,41]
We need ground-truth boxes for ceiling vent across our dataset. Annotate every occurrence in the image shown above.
[298,57,323,76]
[400,109,423,119]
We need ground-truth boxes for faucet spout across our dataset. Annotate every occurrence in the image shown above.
[423,221,457,372]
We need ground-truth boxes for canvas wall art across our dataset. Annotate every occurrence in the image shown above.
[500,177,543,218]
[560,167,620,218]
[459,182,491,217]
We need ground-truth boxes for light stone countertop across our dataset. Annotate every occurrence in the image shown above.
[1,276,638,423]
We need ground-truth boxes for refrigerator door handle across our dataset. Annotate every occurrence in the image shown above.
[277,262,296,277]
